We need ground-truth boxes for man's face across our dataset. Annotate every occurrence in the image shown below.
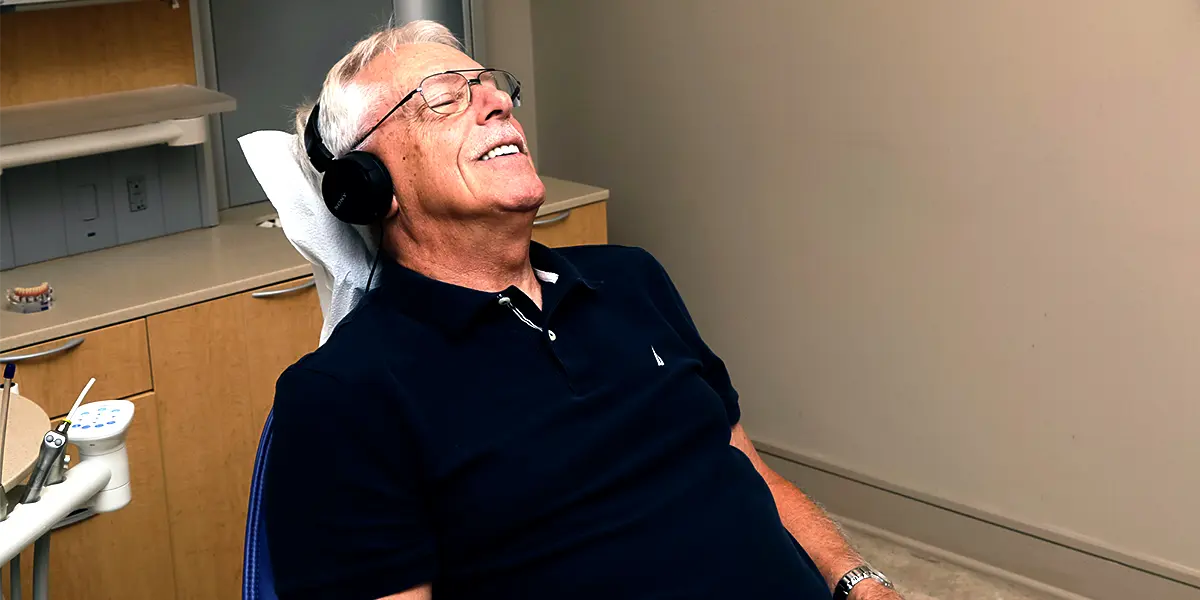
[360,44,545,223]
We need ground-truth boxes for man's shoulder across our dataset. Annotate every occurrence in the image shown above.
[555,244,665,284]
[289,299,389,377]
[274,294,418,411]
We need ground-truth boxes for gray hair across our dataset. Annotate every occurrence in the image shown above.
[293,20,463,189]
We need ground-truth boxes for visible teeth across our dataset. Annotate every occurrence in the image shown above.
[481,144,520,161]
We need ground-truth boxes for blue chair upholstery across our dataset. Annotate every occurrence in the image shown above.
[243,410,278,600]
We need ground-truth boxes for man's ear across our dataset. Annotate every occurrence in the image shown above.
[386,196,400,219]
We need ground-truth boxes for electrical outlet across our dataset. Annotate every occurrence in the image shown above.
[127,175,148,212]
[110,148,166,244]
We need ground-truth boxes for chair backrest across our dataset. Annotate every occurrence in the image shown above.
[243,411,278,600]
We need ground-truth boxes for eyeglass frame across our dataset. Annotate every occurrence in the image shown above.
[349,68,522,151]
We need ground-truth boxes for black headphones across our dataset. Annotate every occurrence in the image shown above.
[303,102,394,225]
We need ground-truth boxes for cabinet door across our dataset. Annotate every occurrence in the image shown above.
[242,278,326,414]
[148,277,321,600]
[530,201,608,247]
[0,320,153,417]
[0,392,177,600]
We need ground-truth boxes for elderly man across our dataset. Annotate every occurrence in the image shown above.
[266,20,900,600]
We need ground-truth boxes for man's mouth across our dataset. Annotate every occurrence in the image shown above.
[477,142,524,161]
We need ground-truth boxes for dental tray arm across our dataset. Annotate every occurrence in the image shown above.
[0,398,136,564]
[0,459,109,563]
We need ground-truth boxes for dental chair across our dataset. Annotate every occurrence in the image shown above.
[243,410,278,600]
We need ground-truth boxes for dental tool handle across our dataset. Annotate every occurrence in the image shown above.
[20,430,67,504]
[64,377,96,425]
[0,363,16,496]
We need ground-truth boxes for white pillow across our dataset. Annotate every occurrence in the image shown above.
[238,130,379,345]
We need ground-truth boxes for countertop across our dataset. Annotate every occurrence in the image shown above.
[1,392,50,489]
[0,176,608,351]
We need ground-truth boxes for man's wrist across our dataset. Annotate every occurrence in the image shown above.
[832,564,894,600]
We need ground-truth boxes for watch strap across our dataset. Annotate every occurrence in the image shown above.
[833,565,894,600]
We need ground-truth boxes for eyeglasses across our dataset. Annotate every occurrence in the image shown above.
[351,68,521,149]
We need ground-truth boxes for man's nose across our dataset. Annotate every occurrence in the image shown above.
[473,82,513,125]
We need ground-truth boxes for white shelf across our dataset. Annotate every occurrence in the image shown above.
[0,0,142,12]
[0,85,235,171]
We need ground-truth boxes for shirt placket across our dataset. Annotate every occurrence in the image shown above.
[495,292,577,393]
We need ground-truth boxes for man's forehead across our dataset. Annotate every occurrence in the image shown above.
[360,43,480,90]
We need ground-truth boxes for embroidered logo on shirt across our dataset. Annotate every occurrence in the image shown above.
[652,345,665,367]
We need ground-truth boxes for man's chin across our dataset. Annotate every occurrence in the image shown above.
[495,179,547,214]
[463,162,545,214]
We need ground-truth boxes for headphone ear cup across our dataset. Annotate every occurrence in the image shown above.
[320,151,394,225]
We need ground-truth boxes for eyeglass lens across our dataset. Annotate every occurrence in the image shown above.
[419,71,518,115]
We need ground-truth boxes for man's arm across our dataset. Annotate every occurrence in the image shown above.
[729,424,901,599]
[380,584,432,599]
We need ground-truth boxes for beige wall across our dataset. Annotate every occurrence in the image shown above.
[530,0,1200,580]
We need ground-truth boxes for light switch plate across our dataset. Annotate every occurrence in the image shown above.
[59,155,118,255]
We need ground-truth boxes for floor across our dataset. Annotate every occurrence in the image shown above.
[846,528,1059,600]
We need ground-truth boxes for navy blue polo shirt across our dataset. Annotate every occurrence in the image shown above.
[264,243,830,600]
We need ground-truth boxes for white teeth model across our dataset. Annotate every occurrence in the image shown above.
[481,144,520,161]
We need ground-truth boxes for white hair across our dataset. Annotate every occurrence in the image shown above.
[293,20,463,189]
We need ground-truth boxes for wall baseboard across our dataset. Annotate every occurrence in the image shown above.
[756,443,1200,600]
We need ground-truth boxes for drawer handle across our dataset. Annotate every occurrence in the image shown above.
[0,336,85,364]
[251,279,316,299]
[533,210,572,227]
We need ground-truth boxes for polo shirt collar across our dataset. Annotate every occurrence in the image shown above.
[377,242,598,337]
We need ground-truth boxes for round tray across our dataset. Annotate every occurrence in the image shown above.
[2,391,52,490]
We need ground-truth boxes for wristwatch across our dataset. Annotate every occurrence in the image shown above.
[832,565,894,599]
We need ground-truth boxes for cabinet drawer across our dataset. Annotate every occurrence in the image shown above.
[531,201,608,247]
[0,319,152,417]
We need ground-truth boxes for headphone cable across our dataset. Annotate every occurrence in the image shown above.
[365,226,384,293]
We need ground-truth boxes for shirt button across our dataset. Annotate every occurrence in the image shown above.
[548,330,557,341]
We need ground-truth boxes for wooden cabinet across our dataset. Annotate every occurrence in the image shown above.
[0,0,196,107]
[148,277,321,600]
[0,392,176,600]
[0,320,153,417]
[531,201,608,247]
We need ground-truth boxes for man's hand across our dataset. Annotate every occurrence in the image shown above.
[848,579,904,600]
[378,583,432,599]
